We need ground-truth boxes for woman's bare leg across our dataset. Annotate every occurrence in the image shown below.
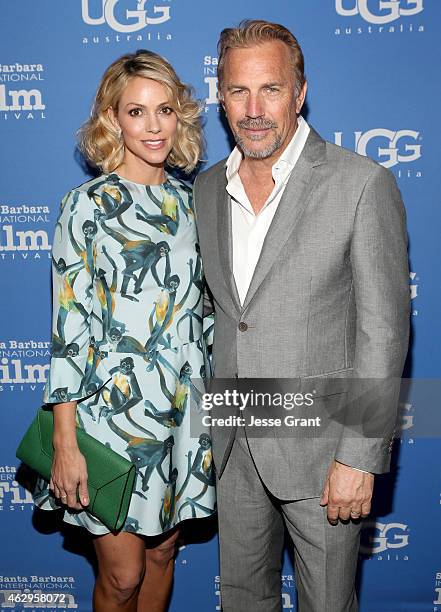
[93,531,146,612]
[137,528,180,612]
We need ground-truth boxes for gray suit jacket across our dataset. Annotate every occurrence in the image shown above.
[194,127,410,500]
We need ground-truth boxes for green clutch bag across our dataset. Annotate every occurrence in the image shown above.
[16,408,136,532]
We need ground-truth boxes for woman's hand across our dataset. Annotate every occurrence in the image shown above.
[50,444,89,510]
[50,401,89,510]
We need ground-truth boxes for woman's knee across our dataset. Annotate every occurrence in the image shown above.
[101,564,145,602]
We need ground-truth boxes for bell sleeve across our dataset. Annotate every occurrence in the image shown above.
[43,189,96,404]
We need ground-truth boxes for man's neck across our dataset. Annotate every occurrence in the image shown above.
[237,160,274,215]
[239,154,274,183]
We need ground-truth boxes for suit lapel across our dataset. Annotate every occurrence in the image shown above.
[216,171,242,312]
[242,128,327,311]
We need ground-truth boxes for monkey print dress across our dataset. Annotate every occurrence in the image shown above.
[33,173,216,536]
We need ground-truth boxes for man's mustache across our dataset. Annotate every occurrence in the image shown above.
[236,118,278,130]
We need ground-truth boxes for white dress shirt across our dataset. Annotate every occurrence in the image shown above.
[226,115,310,305]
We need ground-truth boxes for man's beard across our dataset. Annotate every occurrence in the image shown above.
[232,117,281,159]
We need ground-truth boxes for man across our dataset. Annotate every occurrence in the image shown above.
[194,20,409,612]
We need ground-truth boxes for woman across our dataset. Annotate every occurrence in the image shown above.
[33,50,215,612]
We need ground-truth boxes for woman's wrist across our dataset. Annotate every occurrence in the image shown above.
[52,401,78,450]
[52,435,79,451]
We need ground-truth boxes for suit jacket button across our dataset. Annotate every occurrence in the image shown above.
[238,322,248,332]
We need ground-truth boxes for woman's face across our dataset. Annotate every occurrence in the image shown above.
[111,76,178,174]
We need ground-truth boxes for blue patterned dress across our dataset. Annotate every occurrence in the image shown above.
[33,172,216,536]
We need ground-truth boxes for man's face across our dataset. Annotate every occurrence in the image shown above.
[221,40,306,161]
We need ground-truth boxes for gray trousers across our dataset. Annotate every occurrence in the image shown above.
[216,433,362,612]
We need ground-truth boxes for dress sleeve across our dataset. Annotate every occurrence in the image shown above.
[43,189,96,404]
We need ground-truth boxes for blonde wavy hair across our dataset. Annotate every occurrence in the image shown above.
[79,50,203,174]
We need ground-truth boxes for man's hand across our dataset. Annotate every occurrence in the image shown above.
[320,460,374,524]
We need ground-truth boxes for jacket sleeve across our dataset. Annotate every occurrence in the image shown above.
[43,189,96,404]
[334,164,410,473]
